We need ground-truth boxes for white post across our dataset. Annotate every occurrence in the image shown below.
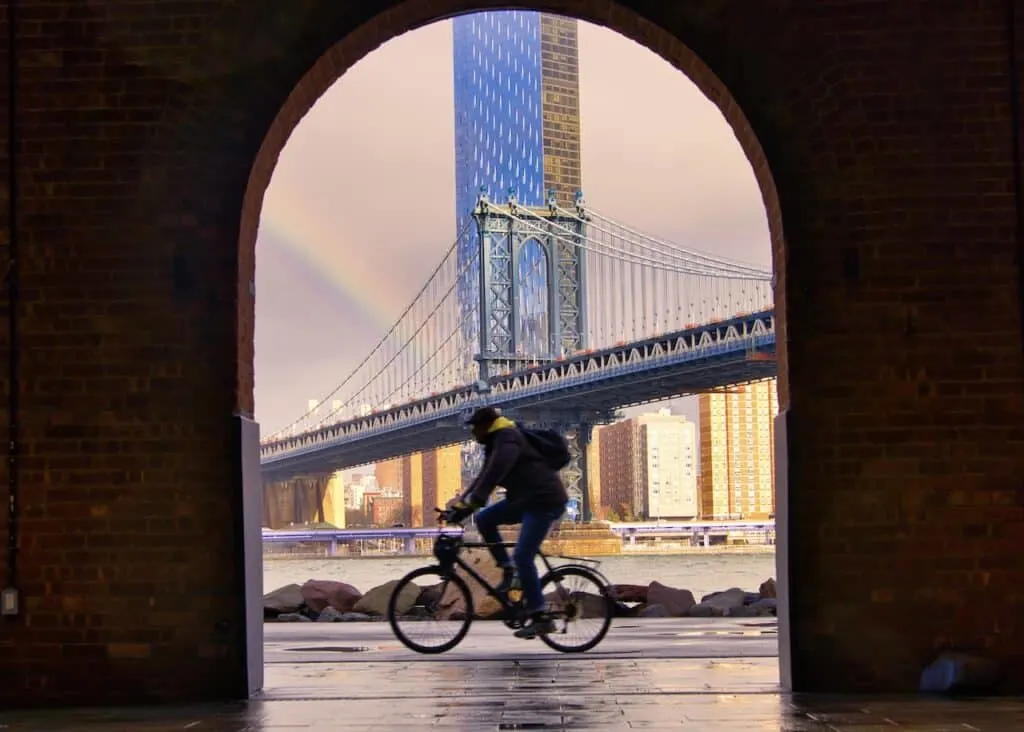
[774,409,792,691]
[237,415,264,697]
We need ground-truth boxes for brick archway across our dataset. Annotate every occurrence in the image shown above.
[3,0,1023,709]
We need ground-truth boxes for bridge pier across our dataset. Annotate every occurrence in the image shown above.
[262,474,331,529]
[499,408,615,523]
[562,424,589,522]
[576,422,594,522]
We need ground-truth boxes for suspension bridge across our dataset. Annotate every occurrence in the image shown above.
[260,190,776,517]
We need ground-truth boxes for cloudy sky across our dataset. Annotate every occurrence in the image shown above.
[253,17,770,436]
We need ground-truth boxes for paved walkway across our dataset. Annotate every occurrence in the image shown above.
[4,619,1024,730]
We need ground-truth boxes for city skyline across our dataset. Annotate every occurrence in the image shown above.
[323,395,776,529]
[254,15,770,436]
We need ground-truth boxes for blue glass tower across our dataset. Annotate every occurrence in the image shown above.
[453,11,583,374]
[454,12,546,221]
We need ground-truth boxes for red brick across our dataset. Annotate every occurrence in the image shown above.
[0,0,1023,708]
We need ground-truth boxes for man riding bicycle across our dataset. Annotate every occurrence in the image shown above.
[442,406,568,639]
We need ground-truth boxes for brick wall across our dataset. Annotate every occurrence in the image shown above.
[0,0,1022,707]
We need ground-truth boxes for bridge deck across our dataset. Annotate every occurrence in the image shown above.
[261,311,775,479]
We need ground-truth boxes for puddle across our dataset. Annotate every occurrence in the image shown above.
[672,629,777,638]
[285,646,376,653]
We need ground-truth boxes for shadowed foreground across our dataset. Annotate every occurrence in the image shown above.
[3,620,1023,730]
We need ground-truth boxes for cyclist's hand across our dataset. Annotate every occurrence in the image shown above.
[444,499,476,524]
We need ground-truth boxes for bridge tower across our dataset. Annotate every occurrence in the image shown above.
[463,187,597,521]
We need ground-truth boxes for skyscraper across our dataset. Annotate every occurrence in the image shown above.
[698,379,778,519]
[453,11,583,366]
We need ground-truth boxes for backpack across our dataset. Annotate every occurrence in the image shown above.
[519,426,572,471]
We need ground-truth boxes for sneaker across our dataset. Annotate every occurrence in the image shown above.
[513,612,556,639]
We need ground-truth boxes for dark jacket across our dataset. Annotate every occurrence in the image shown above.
[465,417,569,510]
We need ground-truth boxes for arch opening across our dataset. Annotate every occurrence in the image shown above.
[239,0,789,694]
[515,237,551,356]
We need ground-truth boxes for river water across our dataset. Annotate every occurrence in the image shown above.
[263,550,777,599]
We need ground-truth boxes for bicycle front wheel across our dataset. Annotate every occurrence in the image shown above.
[538,566,614,653]
[387,565,474,654]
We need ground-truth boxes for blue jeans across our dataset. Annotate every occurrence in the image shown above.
[474,499,565,614]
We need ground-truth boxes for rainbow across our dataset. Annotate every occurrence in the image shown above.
[257,187,408,333]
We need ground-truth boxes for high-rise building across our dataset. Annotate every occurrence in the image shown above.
[597,410,699,520]
[321,470,348,529]
[642,411,698,520]
[422,445,464,517]
[586,426,602,517]
[375,459,404,495]
[453,11,583,362]
[389,446,465,528]
[698,379,779,519]
[401,453,424,527]
[597,419,644,520]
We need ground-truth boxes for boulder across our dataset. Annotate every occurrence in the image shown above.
[610,584,648,603]
[316,607,345,622]
[687,603,724,617]
[434,548,505,620]
[758,578,777,599]
[301,580,362,614]
[263,584,304,616]
[337,612,374,622]
[353,579,420,616]
[647,581,695,617]
[613,601,635,618]
[544,589,611,619]
[728,598,776,617]
[637,603,669,618]
[690,587,747,617]
[749,598,777,616]
[417,582,445,608]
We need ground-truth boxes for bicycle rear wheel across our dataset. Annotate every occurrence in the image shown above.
[538,566,614,653]
[387,565,474,654]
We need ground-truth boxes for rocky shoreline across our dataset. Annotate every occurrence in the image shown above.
[264,549,778,623]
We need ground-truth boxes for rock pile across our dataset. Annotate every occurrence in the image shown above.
[263,566,779,623]
[611,577,777,618]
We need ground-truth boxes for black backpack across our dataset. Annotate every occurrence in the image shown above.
[519,427,572,470]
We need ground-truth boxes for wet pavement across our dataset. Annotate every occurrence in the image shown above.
[3,619,1024,730]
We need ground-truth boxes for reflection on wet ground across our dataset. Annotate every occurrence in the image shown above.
[3,619,1023,730]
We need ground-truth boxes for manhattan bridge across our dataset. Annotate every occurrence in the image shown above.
[260,188,777,520]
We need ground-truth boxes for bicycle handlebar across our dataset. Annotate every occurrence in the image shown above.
[434,506,473,528]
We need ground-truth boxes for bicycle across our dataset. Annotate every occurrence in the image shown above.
[386,508,616,654]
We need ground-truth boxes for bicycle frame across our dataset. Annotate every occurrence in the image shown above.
[431,531,609,615]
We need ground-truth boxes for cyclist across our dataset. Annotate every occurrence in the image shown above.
[442,406,568,639]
